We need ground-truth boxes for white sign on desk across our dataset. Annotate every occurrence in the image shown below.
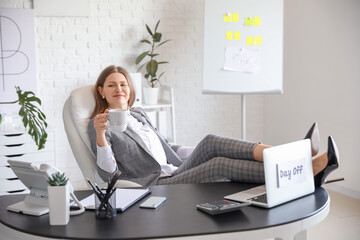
[276,157,306,188]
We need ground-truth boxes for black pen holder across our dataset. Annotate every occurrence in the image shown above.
[94,189,116,219]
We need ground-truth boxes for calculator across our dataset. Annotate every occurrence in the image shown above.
[196,199,250,215]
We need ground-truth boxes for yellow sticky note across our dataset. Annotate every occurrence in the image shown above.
[254,17,261,26]
[224,13,232,22]
[233,13,239,22]
[226,31,233,40]
[254,36,263,45]
[245,17,254,26]
[246,36,253,45]
[234,31,240,40]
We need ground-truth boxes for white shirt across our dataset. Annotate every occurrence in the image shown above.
[96,111,178,177]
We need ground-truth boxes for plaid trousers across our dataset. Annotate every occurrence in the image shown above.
[157,134,265,185]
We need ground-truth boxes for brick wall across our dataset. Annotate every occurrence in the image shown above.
[1,0,264,189]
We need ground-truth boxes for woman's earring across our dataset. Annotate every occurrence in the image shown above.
[102,96,105,99]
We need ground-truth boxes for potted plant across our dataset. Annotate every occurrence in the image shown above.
[135,20,171,105]
[47,172,70,225]
[0,86,47,150]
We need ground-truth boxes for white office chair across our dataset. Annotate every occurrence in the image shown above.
[62,85,141,188]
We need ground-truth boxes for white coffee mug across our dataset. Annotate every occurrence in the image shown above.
[108,109,128,132]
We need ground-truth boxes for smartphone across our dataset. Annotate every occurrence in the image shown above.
[140,196,167,209]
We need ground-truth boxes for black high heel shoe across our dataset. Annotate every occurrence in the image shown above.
[304,122,320,157]
[314,136,344,188]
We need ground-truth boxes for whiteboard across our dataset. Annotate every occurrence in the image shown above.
[203,0,283,94]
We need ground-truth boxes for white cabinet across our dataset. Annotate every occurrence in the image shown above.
[141,86,176,144]
[0,130,55,195]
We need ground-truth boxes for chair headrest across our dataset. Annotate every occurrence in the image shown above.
[69,85,95,149]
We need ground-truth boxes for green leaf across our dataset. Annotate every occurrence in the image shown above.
[148,53,159,58]
[20,91,32,99]
[146,60,158,76]
[27,96,41,105]
[19,107,24,116]
[15,86,48,150]
[157,61,169,64]
[23,90,35,96]
[140,39,151,44]
[156,39,171,48]
[0,114,2,124]
[22,114,29,128]
[158,72,165,80]
[135,51,149,64]
[34,131,39,143]
[146,24,153,36]
[154,20,160,32]
[153,32,162,42]
[38,112,44,121]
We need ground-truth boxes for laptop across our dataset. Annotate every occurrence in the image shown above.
[225,139,315,208]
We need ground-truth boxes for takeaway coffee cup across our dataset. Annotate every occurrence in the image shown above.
[108,109,128,132]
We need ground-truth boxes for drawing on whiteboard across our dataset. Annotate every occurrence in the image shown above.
[0,15,30,91]
[223,47,260,73]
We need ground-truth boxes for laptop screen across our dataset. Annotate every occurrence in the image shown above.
[263,139,315,207]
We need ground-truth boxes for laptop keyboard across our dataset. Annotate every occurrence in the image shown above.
[248,193,268,203]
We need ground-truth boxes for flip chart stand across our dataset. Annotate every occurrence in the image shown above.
[242,94,246,140]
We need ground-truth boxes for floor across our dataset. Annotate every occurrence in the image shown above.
[307,188,360,240]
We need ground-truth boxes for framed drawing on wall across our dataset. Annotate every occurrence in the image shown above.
[0,8,37,115]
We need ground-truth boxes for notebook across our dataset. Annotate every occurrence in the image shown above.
[225,139,315,208]
[80,188,150,212]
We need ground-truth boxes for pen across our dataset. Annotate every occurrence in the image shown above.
[95,183,105,197]
[86,178,104,200]
[98,187,116,211]
[94,183,112,209]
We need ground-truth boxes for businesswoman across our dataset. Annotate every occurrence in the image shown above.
[88,65,340,187]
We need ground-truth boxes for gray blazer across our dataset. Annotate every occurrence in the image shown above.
[88,107,183,186]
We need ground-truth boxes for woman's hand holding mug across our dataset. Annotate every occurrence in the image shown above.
[94,109,109,147]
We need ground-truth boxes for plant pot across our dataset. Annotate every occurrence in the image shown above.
[143,87,159,105]
[48,183,70,225]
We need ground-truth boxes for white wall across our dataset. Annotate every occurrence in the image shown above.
[264,0,360,198]
[1,0,264,189]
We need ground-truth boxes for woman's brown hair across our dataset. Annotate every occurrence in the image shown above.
[90,65,136,119]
